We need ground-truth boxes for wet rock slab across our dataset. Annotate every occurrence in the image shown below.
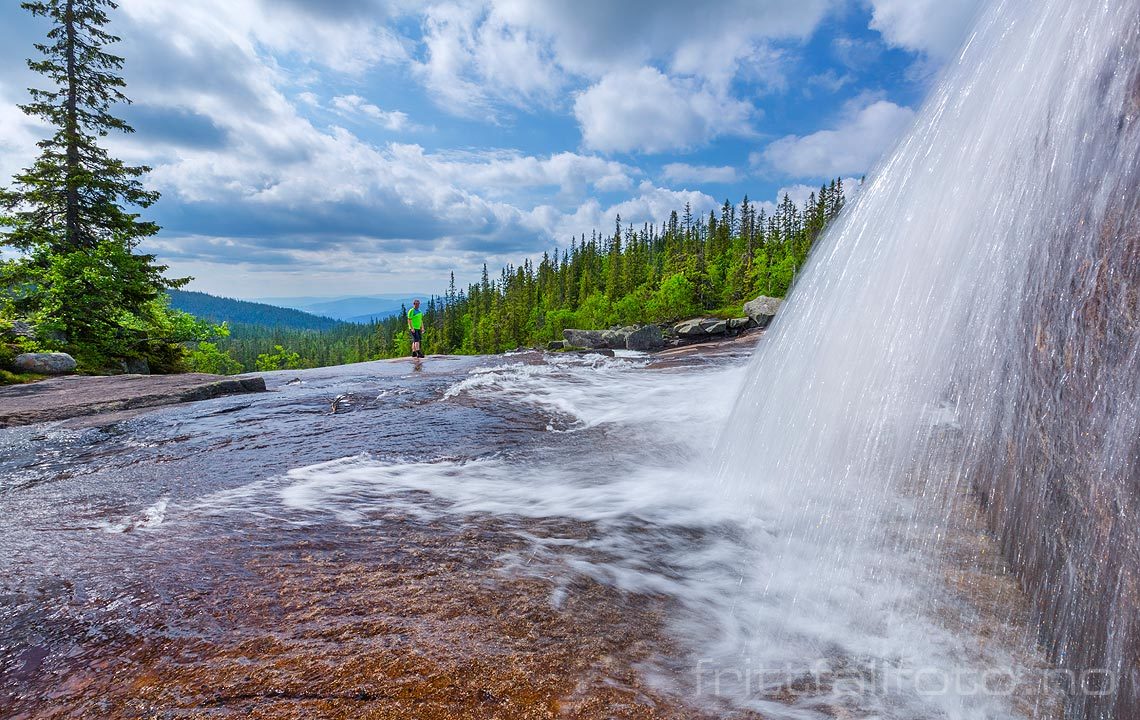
[0,373,267,428]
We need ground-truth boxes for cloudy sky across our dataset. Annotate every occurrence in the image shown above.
[0,0,983,298]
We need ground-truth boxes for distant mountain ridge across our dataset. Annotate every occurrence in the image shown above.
[252,294,425,323]
[168,290,345,332]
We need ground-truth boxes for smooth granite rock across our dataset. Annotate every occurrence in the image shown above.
[0,373,267,427]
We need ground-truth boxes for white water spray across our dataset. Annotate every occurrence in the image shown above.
[718,1,1140,717]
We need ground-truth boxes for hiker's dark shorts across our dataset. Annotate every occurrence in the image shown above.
[411,329,422,343]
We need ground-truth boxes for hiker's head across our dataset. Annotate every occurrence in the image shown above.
[413,299,420,308]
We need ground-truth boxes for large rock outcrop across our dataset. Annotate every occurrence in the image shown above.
[672,317,750,339]
[0,373,267,428]
[966,61,1140,719]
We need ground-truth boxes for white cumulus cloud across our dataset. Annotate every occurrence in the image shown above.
[661,163,739,185]
[574,67,754,154]
[120,0,408,75]
[413,1,564,117]
[867,0,984,60]
[760,98,915,178]
[412,0,834,132]
[0,82,47,183]
[331,94,410,131]
[545,182,719,242]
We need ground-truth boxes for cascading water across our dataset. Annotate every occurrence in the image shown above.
[717,1,1140,718]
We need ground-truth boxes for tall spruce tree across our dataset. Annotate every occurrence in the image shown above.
[1,0,187,369]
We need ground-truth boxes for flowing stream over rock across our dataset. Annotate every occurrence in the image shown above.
[2,1,1137,718]
[0,346,1057,719]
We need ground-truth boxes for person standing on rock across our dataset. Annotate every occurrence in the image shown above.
[407,299,425,359]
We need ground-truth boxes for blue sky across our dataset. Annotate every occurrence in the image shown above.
[0,0,983,298]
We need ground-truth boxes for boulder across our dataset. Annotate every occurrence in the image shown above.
[564,327,638,349]
[547,340,566,351]
[625,325,664,351]
[13,352,77,375]
[673,318,708,337]
[701,319,727,335]
[600,328,630,347]
[727,317,752,331]
[563,329,605,348]
[125,358,151,375]
[743,296,782,327]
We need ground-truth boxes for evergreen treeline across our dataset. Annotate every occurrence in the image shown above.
[221,322,387,370]
[392,182,848,356]
[212,182,849,371]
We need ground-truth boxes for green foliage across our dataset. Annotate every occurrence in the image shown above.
[542,308,577,340]
[0,0,187,374]
[0,320,47,383]
[187,341,243,375]
[0,369,46,386]
[646,273,698,323]
[392,330,411,358]
[6,243,188,369]
[4,0,157,252]
[574,291,611,329]
[255,345,303,372]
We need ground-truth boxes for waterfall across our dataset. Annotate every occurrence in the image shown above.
[717,1,1140,717]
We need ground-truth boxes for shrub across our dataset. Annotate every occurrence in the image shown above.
[575,291,612,329]
[255,345,304,372]
[187,342,243,375]
[646,273,698,322]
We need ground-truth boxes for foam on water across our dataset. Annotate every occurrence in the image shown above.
[98,499,168,534]
[224,350,1048,718]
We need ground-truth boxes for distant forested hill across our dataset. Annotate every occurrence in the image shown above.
[168,289,345,332]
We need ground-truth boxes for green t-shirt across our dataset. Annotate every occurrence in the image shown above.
[408,307,424,330]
